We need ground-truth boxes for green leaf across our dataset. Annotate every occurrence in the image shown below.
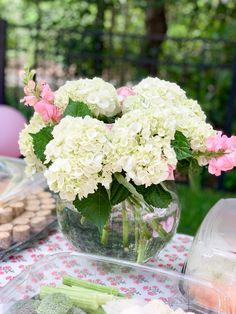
[63,99,93,118]
[171,131,192,160]
[135,184,172,208]
[99,115,116,124]
[73,184,111,233]
[110,177,131,205]
[30,126,53,164]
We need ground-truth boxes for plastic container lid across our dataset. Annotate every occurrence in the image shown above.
[0,156,46,203]
[0,156,57,261]
[185,199,236,313]
[0,252,231,313]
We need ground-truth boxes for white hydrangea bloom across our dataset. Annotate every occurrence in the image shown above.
[44,116,112,200]
[18,113,46,175]
[122,77,216,154]
[124,77,205,120]
[54,77,121,117]
[110,109,177,186]
[134,76,186,102]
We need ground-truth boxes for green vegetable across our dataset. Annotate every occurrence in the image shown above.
[6,300,40,314]
[67,307,87,314]
[58,284,116,305]
[87,307,106,314]
[63,275,121,296]
[40,286,99,311]
[37,293,73,314]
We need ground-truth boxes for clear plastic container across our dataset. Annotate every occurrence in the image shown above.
[0,156,57,260]
[0,252,231,313]
[185,199,236,314]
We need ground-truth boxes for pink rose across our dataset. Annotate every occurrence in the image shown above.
[117,86,136,102]
[34,100,61,123]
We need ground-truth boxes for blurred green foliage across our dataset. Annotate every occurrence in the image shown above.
[1,0,236,128]
[177,183,235,235]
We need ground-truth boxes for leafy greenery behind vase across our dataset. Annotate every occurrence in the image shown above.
[1,0,236,129]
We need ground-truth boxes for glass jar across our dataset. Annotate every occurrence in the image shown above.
[57,182,180,263]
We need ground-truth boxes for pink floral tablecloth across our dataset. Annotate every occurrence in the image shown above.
[0,230,193,288]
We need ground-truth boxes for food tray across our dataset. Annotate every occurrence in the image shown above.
[0,156,57,260]
[0,252,230,313]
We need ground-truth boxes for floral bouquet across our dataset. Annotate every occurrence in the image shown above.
[19,69,236,263]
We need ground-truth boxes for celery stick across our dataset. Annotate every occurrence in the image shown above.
[40,286,99,311]
[63,275,121,296]
[58,284,117,305]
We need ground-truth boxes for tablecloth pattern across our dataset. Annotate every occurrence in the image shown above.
[0,230,193,288]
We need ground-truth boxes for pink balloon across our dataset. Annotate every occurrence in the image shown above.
[0,105,27,157]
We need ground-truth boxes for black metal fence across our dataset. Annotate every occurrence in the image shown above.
[1,19,236,130]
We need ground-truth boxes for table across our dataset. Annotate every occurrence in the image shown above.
[0,230,193,288]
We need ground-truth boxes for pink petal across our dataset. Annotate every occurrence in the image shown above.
[167,165,175,180]
[160,216,174,233]
[34,100,61,123]
[24,80,36,95]
[41,84,54,103]
[105,123,114,131]
[117,86,136,102]
[21,95,38,106]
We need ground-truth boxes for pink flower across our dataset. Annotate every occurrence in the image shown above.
[41,83,54,103]
[20,95,38,106]
[117,86,135,102]
[21,80,38,106]
[105,123,114,131]
[167,165,175,180]
[143,213,156,222]
[34,100,61,123]
[160,216,175,233]
[23,80,36,95]
[207,131,236,176]
[207,131,235,152]
[208,154,236,176]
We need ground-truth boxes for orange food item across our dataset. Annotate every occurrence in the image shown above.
[190,280,236,314]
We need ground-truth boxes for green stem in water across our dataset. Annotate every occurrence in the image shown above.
[80,216,86,225]
[137,235,147,264]
[130,195,168,238]
[122,202,129,248]
[134,209,139,252]
[101,222,109,246]
[131,201,148,263]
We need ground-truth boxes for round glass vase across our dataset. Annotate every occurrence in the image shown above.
[56,182,180,263]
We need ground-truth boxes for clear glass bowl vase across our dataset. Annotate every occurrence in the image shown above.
[57,182,180,263]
